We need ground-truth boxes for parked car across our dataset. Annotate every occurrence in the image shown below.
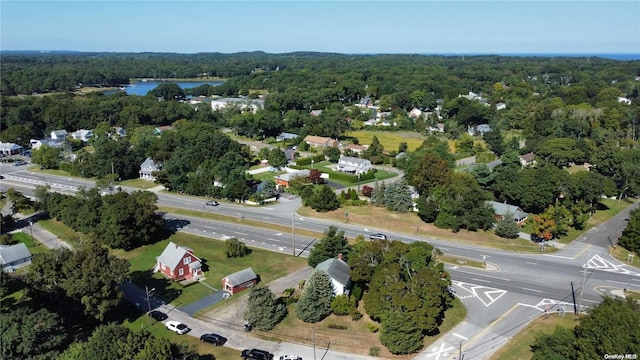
[530,234,545,243]
[205,200,219,206]
[165,320,190,335]
[369,233,387,240]
[200,333,226,346]
[279,355,302,360]
[148,310,167,321]
[13,160,26,166]
[241,348,274,360]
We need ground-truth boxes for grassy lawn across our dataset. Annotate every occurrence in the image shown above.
[250,170,285,182]
[298,206,544,253]
[346,130,425,151]
[565,165,589,174]
[492,313,578,360]
[626,290,640,302]
[122,315,241,359]
[28,167,82,178]
[260,296,465,358]
[11,232,49,255]
[610,246,640,268]
[112,232,308,307]
[118,178,159,189]
[440,254,486,269]
[37,219,83,248]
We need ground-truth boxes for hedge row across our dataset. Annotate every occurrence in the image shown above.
[295,154,326,166]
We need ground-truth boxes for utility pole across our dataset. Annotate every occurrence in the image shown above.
[312,323,316,360]
[292,212,296,257]
[570,281,578,316]
[578,265,588,314]
[29,221,34,244]
[145,286,155,313]
[459,340,464,360]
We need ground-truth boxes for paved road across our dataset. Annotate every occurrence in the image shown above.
[3,166,640,359]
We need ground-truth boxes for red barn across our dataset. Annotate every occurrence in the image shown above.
[156,242,203,281]
[221,267,258,295]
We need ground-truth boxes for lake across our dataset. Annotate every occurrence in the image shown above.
[106,80,224,96]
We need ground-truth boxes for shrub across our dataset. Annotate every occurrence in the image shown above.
[367,323,380,333]
[327,323,348,330]
[224,238,251,258]
[351,284,364,301]
[369,347,381,357]
[331,295,354,315]
[350,310,363,321]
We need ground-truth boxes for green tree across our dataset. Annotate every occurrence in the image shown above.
[307,185,340,212]
[411,153,452,196]
[383,179,413,212]
[379,310,424,354]
[244,286,287,331]
[267,148,288,168]
[531,326,577,360]
[618,208,640,255]
[307,225,351,268]
[225,237,251,258]
[1,307,68,360]
[295,270,334,323]
[330,294,356,315]
[149,83,185,101]
[495,213,520,239]
[6,188,33,215]
[483,129,505,156]
[323,146,342,163]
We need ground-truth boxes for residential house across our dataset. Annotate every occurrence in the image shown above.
[337,155,371,175]
[304,135,338,148]
[156,241,203,281]
[476,124,492,135]
[276,132,298,142]
[221,267,258,295]
[495,102,507,111]
[139,158,161,181]
[0,243,32,272]
[284,149,296,162]
[408,108,423,119]
[0,142,23,156]
[428,123,445,133]
[113,126,127,137]
[275,169,311,188]
[487,201,528,225]
[459,91,489,106]
[70,129,93,142]
[211,97,264,113]
[519,152,536,167]
[50,129,68,140]
[344,144,367,155]
[356,96,373,108]
[154,125,174,135]
[314,254,352,296]
[618,97,632,105]
[29,138,64,150]
[309,110,323,117]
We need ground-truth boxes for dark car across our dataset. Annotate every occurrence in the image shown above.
[530,234,545,243]
[200,333,225,346]
[205,200,219,206]
[148,310,168,321]
[369,233,387,240]
[241,348,274,360]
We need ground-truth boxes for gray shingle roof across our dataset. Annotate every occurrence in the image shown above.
[223,267,257,285]
[157,242,197,270]
[0,243,31,265]
[315,258,351,287]
[487,201,528,221]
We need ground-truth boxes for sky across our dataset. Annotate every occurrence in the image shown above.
[1,1,639,55]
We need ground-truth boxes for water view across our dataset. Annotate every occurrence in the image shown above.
[107,80,224,96]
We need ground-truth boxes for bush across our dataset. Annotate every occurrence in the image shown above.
[367,323,380,333]
[331,295,354,315]
[224,238,251,258]
[369,347,381,357]
[327,323,348,330]
[350,310,363,321]
[351,284,364,301]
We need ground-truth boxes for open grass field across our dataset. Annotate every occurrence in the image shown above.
[37,219,83,248]
[346,130,426,151]
[112,232,308,307]
[492,313,578,360]
[610,246,640,268]
[297,206,544,253]
[118,178,159,189]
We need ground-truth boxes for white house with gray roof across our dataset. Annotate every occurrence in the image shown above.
[315,254,352,296]
[211,97,264,113]
[487,200,528,225]
[0,243,32,272]
[139,158,161,181]
[337,155,371,175]
[0,142,23,156]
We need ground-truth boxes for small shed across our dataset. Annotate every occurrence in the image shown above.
[221,267,258,295]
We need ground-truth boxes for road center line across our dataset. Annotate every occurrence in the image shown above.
[453,269,511,281]
[522,287,543,293]
[471,278,491,283]
[525,262,538,265]
[606,280,628,285]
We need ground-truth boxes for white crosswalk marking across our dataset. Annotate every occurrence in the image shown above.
[585,255,640,277]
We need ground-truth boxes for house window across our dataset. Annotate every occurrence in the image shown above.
[183,256,191,265]
[226,284,232,291]
[179,268,184,276]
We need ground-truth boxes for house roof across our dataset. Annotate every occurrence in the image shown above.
[338,156,370,167]
[487,159,503,170]
[0,243,31,265]
[157,241,197,270]
[276,169,310,182]
[315,258,351,287]
[304,135,333,145]
[223,267,257,285]
[520,152,535,162]
[51,130,68,137]
[278,132,298,139]
[487,201,528,221]
[346,144,367,151]
[0,142,23,151]
[141,158,160,170]
[155,125,173,133]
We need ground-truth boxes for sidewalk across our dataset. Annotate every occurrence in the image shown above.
[23,222,73,250]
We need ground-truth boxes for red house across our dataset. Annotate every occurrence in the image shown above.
[221,267,258,295]
[156,242,203,281]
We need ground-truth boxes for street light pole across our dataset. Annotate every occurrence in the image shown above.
[292,213,296,256]
[145,286,155,313]
[357,173,361,193]
[29,221,34,244]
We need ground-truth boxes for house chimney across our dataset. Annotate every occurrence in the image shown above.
[338,253,343,261]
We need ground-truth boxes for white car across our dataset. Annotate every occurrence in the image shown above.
[165,320,190,335]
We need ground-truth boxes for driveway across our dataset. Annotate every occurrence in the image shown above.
[179,289,230,316]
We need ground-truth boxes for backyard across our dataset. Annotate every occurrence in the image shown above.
[346,130,426,152]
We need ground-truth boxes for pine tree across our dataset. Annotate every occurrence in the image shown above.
[307,226,351,268]
[371,182,386,206]
[295,270,334,323]
[244,286,287,331]
[495,213,520,239]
